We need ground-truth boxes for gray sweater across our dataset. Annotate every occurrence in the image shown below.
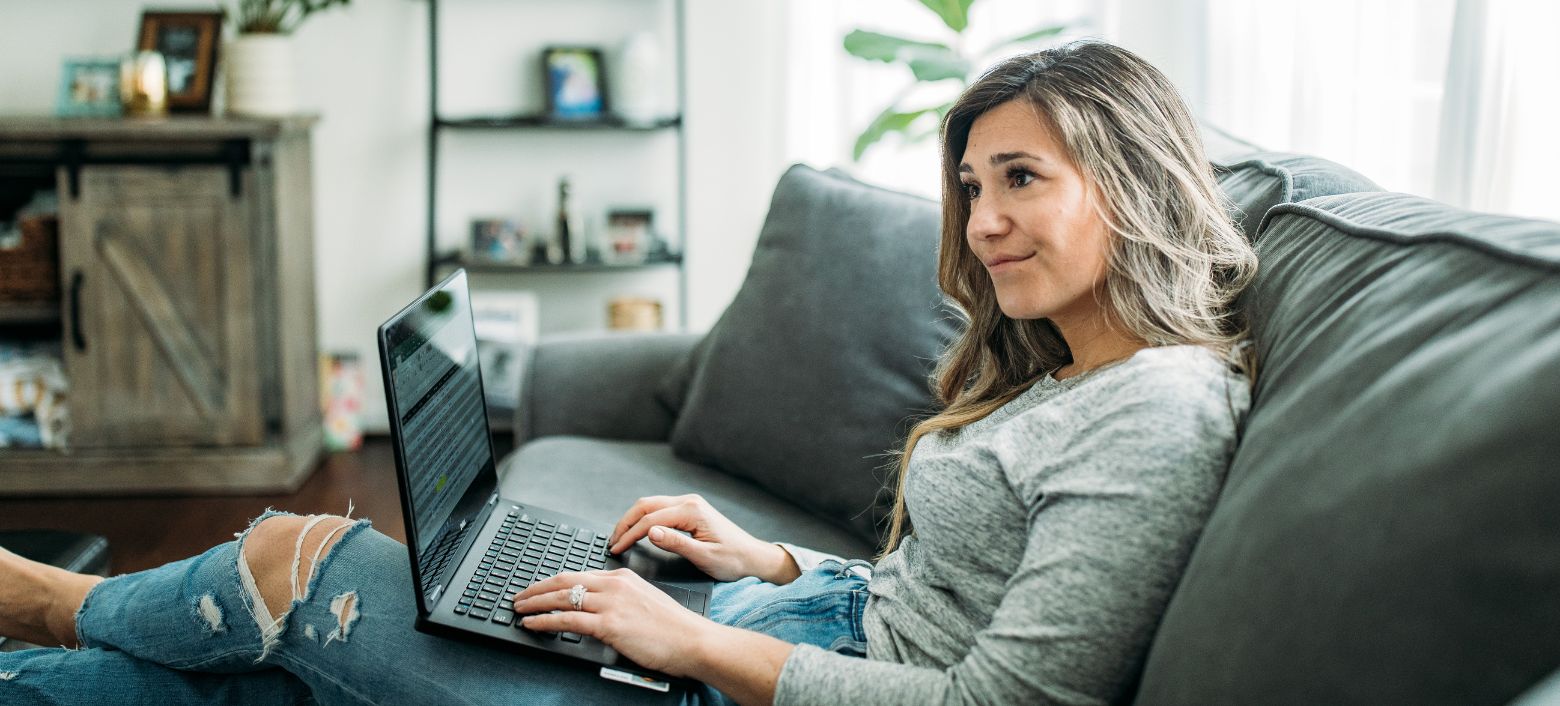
[774,345,1250,705]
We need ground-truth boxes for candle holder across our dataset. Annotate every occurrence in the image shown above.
[120,51,169,117]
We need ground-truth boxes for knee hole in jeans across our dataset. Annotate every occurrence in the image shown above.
[239,514,356,622]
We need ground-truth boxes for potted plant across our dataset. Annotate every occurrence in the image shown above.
[226,0,350,116]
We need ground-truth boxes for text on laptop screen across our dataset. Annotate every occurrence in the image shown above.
[386,285,491,553]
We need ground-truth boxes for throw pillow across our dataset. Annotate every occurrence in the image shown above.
[665,164,955,547]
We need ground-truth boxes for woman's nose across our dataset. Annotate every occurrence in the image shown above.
[966,198,1008,241]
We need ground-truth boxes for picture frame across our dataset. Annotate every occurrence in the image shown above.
[542,46,608,121]
[604,208,654,264]
[469,218,527,263]
[137,10,224,113]
[56,58,123,118]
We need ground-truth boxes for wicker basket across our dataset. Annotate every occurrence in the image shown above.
[0,214,60,303]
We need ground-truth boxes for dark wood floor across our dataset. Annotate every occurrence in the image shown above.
[0,437,430,574]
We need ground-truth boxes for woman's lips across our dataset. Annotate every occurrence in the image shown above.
[985,253,1035,272]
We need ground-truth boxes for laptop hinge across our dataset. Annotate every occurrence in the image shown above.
[488,492,499,505]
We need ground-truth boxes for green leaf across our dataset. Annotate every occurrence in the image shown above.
[907,53,970,82]
[917,0,976,33]
[843,30,951,63]
[990,23,1069,51]
[853,105,939,161]
[844,30,968,81]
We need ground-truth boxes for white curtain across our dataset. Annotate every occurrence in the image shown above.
[1201,0,1456,197]
[1435,0,1560,221]
[1201,0,1559,221]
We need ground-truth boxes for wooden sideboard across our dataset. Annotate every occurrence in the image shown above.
[0,116,322,494]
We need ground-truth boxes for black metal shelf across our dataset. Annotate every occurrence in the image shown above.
[437,254,683,274]
[435,114,682,131]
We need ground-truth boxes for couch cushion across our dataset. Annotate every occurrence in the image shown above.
[497,437,876,561]
[663,164,955,547]
[1134,193,1560,705]
[1214,152,1382,240]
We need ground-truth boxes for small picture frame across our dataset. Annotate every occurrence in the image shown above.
[542,47,608,121]
[137,10,224,113]
[604,208,654,264]
[470,218,527,263]
[56,58,123,118]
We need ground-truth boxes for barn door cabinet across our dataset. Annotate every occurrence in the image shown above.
[0,117,322,494]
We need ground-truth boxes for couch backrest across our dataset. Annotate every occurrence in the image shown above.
[1134,193,1560,705]
[1214,151,1382,240]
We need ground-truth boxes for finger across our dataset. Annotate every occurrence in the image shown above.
[610,505,695,555]
[517,570,607,601]
[646,525,706,560]
[513,587,599,614]
[519,609,601,636]
[608,496,676,546]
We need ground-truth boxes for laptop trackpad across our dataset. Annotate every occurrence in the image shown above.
[649,580,708,614]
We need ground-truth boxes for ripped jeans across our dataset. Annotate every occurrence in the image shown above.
[0,512,871,705]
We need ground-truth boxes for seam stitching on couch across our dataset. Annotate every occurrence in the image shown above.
[1262,201,1560,274]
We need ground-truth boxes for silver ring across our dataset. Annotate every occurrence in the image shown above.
[568,583,587,611]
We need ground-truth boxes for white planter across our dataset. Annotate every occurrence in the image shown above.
[613,32,661,124]
[226,34,298,117]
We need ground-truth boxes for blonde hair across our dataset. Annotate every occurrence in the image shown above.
[879,41,1258,559]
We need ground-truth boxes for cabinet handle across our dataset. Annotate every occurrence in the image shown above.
[69,271,86,352]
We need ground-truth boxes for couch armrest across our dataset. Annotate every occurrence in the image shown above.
[514,331,701,444]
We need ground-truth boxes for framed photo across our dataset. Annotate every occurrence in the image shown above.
[604,208,654,264]
[542,47,608,121]
[137,10,224,113]
[56,58,123,118]
[470,218,527,263]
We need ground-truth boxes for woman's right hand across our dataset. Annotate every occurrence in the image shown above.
[606,494,800,584]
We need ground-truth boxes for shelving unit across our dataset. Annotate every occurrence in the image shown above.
[424,0,689,331]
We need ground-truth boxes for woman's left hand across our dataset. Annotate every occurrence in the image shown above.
[512,568,711,677]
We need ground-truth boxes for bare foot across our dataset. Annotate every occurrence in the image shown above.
[0,544,103,647]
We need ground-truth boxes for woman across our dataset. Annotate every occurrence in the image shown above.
[0,40,1255,705]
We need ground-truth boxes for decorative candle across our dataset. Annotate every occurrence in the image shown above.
[120,51,168,117]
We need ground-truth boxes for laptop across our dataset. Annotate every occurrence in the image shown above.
[377,269,713,688]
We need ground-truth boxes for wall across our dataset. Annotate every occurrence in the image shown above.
[0,0,789,431]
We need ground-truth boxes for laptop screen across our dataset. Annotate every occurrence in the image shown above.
[381,272,494,554]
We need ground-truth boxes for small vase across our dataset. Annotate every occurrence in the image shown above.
[613,32,661,125]
[226,33,298,117]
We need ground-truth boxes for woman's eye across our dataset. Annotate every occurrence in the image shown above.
[1009,169,1035,188]
[961,182,980,200]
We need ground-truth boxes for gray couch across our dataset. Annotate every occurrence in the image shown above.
[495,134,1560,704]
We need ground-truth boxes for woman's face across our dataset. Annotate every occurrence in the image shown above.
[959,99,1112,324]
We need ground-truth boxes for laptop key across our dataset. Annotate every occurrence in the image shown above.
[453,604,468,615]
[469,607,492,620]
[559,632,583,643]
[491,609,515,626]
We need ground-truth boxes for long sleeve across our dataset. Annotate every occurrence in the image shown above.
[773,356,1244,705]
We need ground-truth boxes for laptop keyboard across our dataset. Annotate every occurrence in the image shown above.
[454,508,608,641]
